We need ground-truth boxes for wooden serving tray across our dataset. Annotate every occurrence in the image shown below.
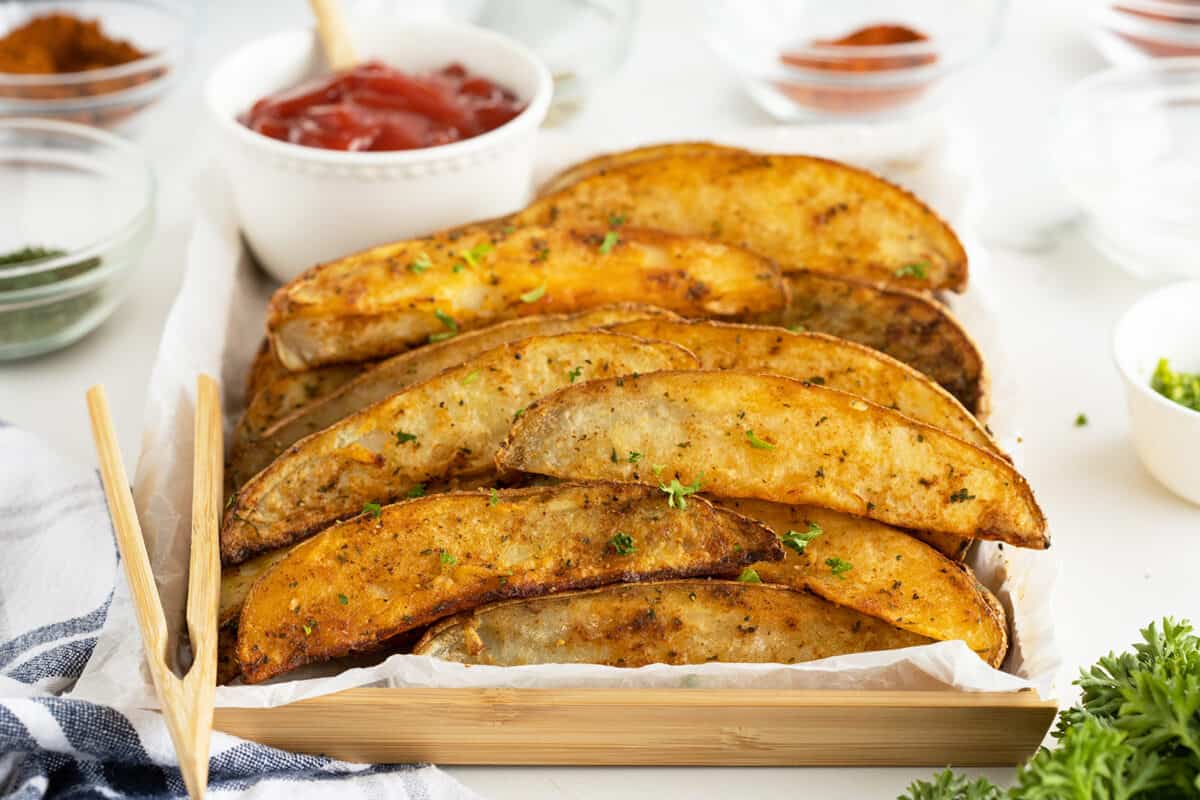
[213,687,1056,766]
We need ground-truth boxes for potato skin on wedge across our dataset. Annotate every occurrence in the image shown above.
[413,579,931,667]
[607,318,999,455]
[537,141,745,198]
[221,332,697,565]
[756,270,990,418]
[497,370,1048,548]
[230,305,677,487]
[719,499,1007,667]
[515,150,967,292]
[267,223,786,370]
[236,483,784,683]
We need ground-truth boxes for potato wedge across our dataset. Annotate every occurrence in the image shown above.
[413,580,931,667]
[514,149,967,292]
[911,529,973,561]
[718,499,1007,666]
[221,332,698,564]
[245,339,282,402]
[267,223,786,370]
[538,142,744,198]
[236,483,784,682]
[497,370,1048,548]
[606,319,999,455]
[229,305,678,487]
[754,270,989,418]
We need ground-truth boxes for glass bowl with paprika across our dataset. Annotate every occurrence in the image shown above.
[704,0,1006,121]
[0,0,192,129]
[0,118,154,360]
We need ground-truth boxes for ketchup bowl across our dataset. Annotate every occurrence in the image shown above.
[205,20,552,283]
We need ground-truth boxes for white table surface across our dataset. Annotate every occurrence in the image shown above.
[3,1,1198,798]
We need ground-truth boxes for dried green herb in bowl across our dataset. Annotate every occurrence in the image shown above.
[0,246,107,356]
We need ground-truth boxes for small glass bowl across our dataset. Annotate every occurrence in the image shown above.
[0,0,192,130]
[1051,58,1200,279]
[704,0,1007,122]
[1091,1,1200,64]
[0,119,154,360]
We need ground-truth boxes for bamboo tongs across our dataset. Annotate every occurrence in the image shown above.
[88,376,221,799]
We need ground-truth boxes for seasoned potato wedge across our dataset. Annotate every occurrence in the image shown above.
[245,340,282,402]
[719,499,1006,666]
[267,223,786,370]
[413,580,931,667]
[221,332,698,564]
[538,142,743,198]
[497,370,1048,548]
[754,270,989,418]
[911,529,973,561]
[236,483,783,682]
[229,305,677,487]
[514,150,967,292]
[607,319,999,454]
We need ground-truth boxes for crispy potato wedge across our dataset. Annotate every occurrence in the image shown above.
[607,319,999,455]
[413,580,931,667]
[267,223,786,370]
[229,305,678,487]
[753,270,989,418]
[497,370,1048,548]
[219,472,511,630]
[221,332,698,564]
[719,499,1007,666]
[236,483,783,682]
[245,340,282,402]
[911,529,973,561]
[514,149,967,292]
[538,142,744,198]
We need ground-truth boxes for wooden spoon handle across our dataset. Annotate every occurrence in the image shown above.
[309,0,358,71]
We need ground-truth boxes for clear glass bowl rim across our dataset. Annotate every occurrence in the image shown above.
[0,117,155,303]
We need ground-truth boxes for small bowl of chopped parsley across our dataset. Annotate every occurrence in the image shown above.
[0,118,153,359]
[1113,280,1200,505]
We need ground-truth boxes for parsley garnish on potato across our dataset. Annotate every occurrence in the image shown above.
[599,231,620,254]
[429,309,459,343]
[737,567,761,583]
[744,429,776,450]
[608,532,636,555]
[825,557,852,578]
[894,261,929,280]
[362,502,382,519]
[660,474,703,510]
[780,523,823,554]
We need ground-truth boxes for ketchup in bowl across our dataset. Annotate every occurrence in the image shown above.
[241,61,526,152]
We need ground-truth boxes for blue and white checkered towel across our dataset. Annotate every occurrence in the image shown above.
[0,424,484,799]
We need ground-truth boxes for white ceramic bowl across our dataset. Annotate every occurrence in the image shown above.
[1113,280,1200,505]
[205,20,552,283]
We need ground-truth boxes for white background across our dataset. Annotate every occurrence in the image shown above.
[2,1,1198,798]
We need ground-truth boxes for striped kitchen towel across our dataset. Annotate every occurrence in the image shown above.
[0,424,483,799]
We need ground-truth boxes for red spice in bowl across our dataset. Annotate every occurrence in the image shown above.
[777,24,938,114]
[241,60,527,152]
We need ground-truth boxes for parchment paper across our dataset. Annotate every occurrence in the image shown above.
[70,122,1060,711]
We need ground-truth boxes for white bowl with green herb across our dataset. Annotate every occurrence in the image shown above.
[1113,280,1200,505]
[0,118,154,359]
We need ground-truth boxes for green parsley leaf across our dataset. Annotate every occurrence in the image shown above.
[462,369,481,385]
[628,451,643,463]
[745,429,776,450]
[439,550,456,565]
[949,488,976,503]
[786,324,805,333]
[894,261,929,280]
[462,242,492,268]
[599,231,620,254]
[406,483,426,498]
[660,474,703,510]
[363,502,382,519]
[651,463,666,476]
[520,283,546,303]
[608,532,636,555]
[512,407,526,421]
[429,309,459,343]
[608,213,626,227]
[567,365,583,383]
[452,263,465,273]
[737,567,761,583]
[825,557,852,578]
[407,254,432,273]
[1075,412,1089,427]
[536,247,550,262]
[780,522,823,554]
[337,593,349,605]
[489,488,499,506]
[396,430,417,444]
[302,622,314,636]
